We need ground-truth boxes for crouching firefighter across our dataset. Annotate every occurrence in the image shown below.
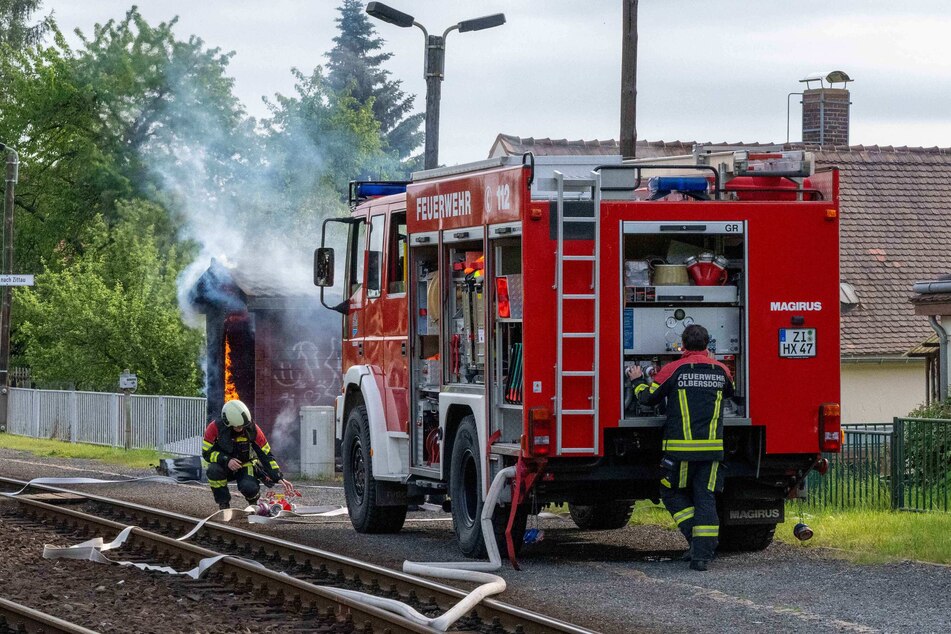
[202,399,295,510]
[627,324,734,571]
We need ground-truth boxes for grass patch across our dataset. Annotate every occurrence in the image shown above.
[0,433,163,469]
[777,507,951,564]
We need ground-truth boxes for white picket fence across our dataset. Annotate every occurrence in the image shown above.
[7,387,206,456]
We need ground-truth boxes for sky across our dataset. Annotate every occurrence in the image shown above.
[43,0,951,166]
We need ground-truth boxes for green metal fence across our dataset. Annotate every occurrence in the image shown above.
[892,418,951,512]
[806,418,951,513]
[807,424,893,510]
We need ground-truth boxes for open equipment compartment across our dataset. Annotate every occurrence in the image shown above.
[621,220,747,422]
[443,228,486,386]
[408,231,440,472]
[488,222,524,444]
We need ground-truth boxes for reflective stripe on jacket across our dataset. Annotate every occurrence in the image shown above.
[634,350,735,461]
[201,420,284,481]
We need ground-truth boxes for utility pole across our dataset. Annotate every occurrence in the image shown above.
[620,0,639,159]
[424,33,444,171]
[0,143,19,433]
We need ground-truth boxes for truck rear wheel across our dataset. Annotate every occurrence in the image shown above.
[450,416,525,558]
[717,523,776,552]
[568,501,635,530]
[342,405,406,534]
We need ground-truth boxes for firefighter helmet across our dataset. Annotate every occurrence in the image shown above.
[221,399,252,429]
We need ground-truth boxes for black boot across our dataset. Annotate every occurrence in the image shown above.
[218,501,230,510]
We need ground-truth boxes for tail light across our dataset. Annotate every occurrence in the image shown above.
[819,403,841,453]
[496,277,511,319]
[523,407,551,457]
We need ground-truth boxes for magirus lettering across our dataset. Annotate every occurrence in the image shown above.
[729,509,781,520]
[769,301,822,311]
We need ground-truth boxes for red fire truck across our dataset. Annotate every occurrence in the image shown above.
[314,149,841,557]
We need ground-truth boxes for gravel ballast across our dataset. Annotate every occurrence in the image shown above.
[1,448,949,633]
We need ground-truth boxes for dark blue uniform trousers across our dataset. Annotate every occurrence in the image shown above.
[206,462,261,506]
[660,459,723,561]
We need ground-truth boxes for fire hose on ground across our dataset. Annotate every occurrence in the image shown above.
[326,466,515,631]
[4,470,519,632]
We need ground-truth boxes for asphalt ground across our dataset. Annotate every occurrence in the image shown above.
[0,449,948,633]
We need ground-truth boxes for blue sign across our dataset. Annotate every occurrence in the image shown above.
[623,308,634,351]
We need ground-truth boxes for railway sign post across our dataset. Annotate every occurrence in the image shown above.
[120,370,137,450]
[0,274,33,286]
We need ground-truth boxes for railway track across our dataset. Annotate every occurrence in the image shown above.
[0,477,594,634]
[0,597,99,634]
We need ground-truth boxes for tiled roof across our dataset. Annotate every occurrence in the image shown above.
[816,148,951,356]
[492,135,951,356]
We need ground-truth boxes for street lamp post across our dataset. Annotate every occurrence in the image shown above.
[366,2,505,170]
[0,143,18,433]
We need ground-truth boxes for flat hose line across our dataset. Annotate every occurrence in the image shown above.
[3,471,519,632]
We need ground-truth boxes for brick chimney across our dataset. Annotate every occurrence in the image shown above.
[799,71,853,146]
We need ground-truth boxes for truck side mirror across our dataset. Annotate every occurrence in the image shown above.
[314,247,334,287]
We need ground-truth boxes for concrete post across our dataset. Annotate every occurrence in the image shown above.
[69,391,77,443]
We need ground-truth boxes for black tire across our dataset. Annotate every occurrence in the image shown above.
[717,523,776,552]
[568,501,635,530]
[342,405,406,533]
[450,416,526,558]
[450,416,487,557]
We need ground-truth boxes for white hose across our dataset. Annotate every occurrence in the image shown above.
[323,466,515,631]
[14,470,519,631]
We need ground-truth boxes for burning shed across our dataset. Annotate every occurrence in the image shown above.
[188,259,341,473]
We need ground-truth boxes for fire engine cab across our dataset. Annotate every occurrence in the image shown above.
[314,148,841,557]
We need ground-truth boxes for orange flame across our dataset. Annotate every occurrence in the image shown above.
[224,335,240,402]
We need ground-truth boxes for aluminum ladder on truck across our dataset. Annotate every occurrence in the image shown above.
[553,170,601,455]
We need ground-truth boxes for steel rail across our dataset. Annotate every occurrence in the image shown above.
[11,496,433,633]
[0,597,101,634]
[0,477,595,634]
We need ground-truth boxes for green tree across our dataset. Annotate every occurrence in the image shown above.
[0,8,251,273]
[326,0,423,170]
[0,0,50,47]
[15,199,203,395]
[262,64,388,222]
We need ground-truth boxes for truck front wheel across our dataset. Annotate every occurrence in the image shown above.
[342,405,406,534]
[568,501,635,530]
[717,523,776,552]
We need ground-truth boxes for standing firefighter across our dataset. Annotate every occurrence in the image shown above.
[627,324,734,571]
[202,399,294,510]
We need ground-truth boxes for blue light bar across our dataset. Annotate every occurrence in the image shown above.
[648,176,709,194]
[357,183,407,198]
